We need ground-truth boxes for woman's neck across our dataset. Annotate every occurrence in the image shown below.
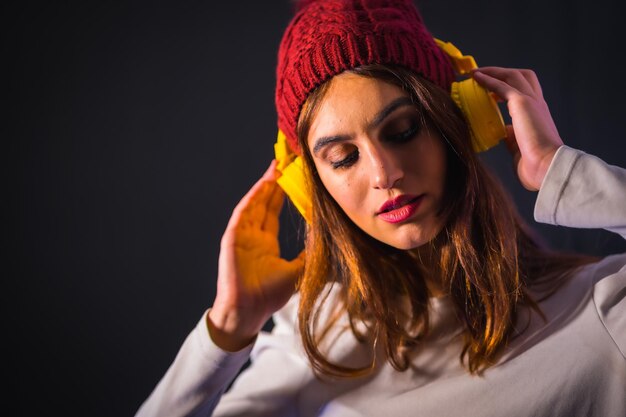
[411,243,446,298]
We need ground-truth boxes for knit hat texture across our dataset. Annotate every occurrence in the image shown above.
[275,0,455,154]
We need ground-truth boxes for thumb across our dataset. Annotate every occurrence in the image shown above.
[287,250,306,275]
[267,250,305,284]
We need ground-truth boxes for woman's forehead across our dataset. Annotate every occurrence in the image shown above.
[308,74,409,139]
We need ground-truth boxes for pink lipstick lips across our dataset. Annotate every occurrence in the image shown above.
[377,194,424,223]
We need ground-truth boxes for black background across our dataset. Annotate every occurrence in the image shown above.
[5,0,625,416]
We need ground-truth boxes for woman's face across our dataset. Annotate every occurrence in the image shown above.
[307,72,447,250]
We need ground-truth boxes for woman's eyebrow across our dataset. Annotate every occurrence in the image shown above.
[370,96,414,128]
[312,96,414,156]
[312,135,347,156]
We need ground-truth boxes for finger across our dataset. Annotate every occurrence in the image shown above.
[518,69,543,96]
[261,159,279,181]
[250,162,284,230]
[473,67,535,97]
[284,250,306,277]
[221,180,273,251]
[472,70,522,102]
[262,183,285,235]
[226,161,278,231]
[229,182,272,231]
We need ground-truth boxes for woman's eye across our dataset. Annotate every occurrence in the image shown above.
[386,121,420,144]
[330,150,358,169]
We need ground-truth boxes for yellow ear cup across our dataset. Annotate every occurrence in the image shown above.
[274,130,312,223]
[435,39,506,152]
[450,79,506,152]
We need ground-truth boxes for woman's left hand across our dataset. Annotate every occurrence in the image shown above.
[472,67,563,191]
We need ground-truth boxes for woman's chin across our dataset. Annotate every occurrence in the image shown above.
[377,233,431,251]
[375,222,443,251]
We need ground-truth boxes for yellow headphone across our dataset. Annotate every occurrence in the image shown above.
[274,40,506,224]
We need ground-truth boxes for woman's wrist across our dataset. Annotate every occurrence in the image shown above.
[206,307,259,352]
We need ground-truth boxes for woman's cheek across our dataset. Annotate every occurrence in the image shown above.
[324,174,359,216]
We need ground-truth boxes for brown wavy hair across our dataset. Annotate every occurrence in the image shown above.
[294,64,597,377]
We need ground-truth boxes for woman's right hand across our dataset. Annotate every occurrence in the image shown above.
[472,67,564,191]
[207,160,304,351]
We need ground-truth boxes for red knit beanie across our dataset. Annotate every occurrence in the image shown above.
[275,0,455,154]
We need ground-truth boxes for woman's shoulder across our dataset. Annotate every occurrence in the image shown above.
[588,252,626,319]
[585,252,626,357]
[598,253,626,273]
[589,252,626,282]
[559,251,626,305]
[559,252,626,355]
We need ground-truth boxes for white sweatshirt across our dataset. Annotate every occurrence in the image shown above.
[136,146,626,417]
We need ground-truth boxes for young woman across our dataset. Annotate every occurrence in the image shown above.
[136,1,626,416]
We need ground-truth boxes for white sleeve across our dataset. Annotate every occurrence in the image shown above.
[212,293,314,417]
[534,145,626,240]
[135,294,314,417]
[134,310,255,417]
[534,145,626,358]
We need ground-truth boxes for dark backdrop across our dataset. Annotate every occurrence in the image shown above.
[6,1,625,416]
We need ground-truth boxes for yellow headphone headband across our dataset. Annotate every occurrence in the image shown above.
[275,40,506,223]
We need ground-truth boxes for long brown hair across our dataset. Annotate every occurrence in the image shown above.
[295,64,596,377]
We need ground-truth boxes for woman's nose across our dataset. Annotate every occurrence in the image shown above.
[365,144,404,189]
